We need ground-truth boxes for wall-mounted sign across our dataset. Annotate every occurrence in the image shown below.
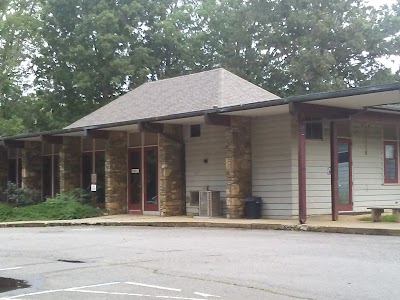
[91,184,97,192]
[131,169,140,174]
[91,173,97,184]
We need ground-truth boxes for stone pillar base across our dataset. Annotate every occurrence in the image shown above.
[225,116,252,219]
[105,131,127,215]
[59,137,81,193]
[226,197,245,219]
[159,125,185,217]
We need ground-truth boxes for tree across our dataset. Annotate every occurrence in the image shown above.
[3,0,397,134]
[0,0,41,135]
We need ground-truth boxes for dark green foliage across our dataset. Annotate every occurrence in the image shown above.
[2,182,41,206]
[0,0,399,134]
[0,192,103,222]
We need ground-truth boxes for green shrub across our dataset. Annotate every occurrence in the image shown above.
[2,182,41,206]
[0,193,103,222]
[0,203,13,220]
[49,188,92,205]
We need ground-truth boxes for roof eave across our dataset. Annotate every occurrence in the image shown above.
[218,82,400,113]
[1,81,399,142]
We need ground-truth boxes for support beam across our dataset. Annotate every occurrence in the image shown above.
[352,111,400,126]
[298,115,307,224]
[330,121,339,221]
[41,135,63,144]
[204,113,231,126]
[4,140,25,148]
[138,122,164,134]
[290,102,358,119]
[139,121,182,144]
[85,129,110,139]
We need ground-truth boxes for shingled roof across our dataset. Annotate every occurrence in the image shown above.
[66,68,279,129]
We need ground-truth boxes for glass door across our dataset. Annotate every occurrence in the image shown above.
[337,139,352,211]
[128,149,142,212]
[144,147,158,211]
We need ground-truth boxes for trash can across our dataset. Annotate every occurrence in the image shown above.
[244,196,262,219]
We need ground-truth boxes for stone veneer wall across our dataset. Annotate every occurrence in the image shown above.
[59,137,81,193]
[105,131,127,214]
[225,116,252,219]
[0,148,8,196]
[22,142,42,192]
[159,124,185,216]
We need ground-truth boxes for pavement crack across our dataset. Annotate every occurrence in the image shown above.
[131,265,315,300]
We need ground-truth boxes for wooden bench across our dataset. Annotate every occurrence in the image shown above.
[368,207,400,222]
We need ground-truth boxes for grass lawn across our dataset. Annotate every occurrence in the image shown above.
[0,199,103,222]
[359,214,396,222]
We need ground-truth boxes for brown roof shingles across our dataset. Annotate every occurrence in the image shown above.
[66,68,279,129]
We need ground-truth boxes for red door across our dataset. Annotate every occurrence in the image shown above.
[337,138,353,211]
[143,147,158,211]
[128,149,142,213]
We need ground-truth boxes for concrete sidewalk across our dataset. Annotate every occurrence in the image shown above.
[1,214,400,236]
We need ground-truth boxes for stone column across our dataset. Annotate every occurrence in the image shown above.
[225,116,252,219]
[105,131,127,214]
[159,124,185,216]
[22,142,42,192]
[0,147,8,196]
[59,137,81,193]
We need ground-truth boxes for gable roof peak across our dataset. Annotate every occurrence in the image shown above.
[66,68,279,129]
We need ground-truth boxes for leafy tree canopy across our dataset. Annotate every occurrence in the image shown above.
[0,0,399,135]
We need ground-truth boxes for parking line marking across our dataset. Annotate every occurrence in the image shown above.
[0,267,22,271]
[125,281,182,292]
[5,282,120,299]
[67,290,151,297]
[65,281,121,290]
[67,289,205,300]
[67,289,109,294]
[4,289,64,298]
[194,292,221,298]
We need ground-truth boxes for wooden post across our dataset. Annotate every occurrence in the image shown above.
[298,116,307,224]
[330,121,339,221]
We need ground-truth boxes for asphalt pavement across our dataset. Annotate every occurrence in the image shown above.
[0,227,399,300]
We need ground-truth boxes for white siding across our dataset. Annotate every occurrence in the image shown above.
[352,123,400,210]
[184,124,226,215]
[304,123,332,215]
[295,121,400,215]
[252,114,297,218]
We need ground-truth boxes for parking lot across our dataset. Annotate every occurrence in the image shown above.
[0,226,399,300]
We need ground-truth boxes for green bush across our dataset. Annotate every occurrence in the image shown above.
[2,182,41,206]
[0,192,103,222]
[0,203,13,220]
[49,188,92,205]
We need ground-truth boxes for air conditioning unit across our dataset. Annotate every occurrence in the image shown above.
[199,191,220,217]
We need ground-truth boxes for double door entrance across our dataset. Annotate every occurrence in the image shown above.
[128,147,158,213]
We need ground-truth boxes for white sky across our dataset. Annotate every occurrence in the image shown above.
[365,0,397,7]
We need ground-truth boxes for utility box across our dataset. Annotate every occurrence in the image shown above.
[199,191,221,217]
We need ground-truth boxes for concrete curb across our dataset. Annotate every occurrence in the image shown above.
[1,220,399,236]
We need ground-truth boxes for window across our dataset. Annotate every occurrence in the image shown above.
[306,122,323,140]
[190,124,201,138]
[189,191,199,206]
[384,141,398,183]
